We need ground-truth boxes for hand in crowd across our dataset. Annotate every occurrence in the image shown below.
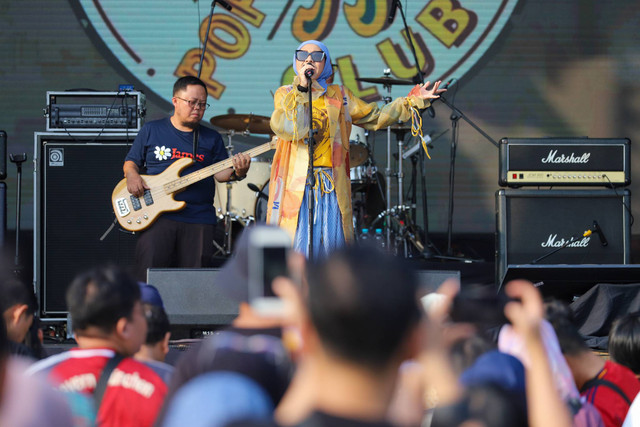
[503,279,544,342]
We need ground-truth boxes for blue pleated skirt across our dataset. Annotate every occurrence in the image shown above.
[293,169,346,259]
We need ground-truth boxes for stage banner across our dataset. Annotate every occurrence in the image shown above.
[71,0,520,119]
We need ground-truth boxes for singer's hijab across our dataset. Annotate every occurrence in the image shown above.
[293,40,332,95]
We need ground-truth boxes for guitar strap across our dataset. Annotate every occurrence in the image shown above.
[93,353,125,412]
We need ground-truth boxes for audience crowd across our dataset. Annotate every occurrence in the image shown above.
[1,226,639,427]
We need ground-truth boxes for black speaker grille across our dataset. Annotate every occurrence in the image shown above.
[496,189,631,286]
[40,141,138,313]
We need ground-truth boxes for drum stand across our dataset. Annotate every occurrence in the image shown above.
[377,80,422,255]
[213,130,247,256]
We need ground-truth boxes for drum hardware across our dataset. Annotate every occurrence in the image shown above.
[214,159,271,235]
[368,205,424,256]
[209,113,274,256]
[355,76,415,86]
[356,69,417,250]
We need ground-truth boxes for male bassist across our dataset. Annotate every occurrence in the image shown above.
[123,76,250,281]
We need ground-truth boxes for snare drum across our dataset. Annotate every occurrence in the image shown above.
[350,164,378,191]
[349,126,369,168]
[214,159,271,219]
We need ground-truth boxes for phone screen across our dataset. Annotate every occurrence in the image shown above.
[261,246,288,297]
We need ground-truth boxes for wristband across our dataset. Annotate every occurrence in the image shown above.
[231,170,246,181]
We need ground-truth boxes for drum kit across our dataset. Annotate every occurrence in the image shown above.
[209,74,432,257]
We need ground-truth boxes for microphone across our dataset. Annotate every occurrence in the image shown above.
[213,0,232,10]
[592,221,608,247]
[583,221,608,247]
[247,183,268,200]
[388,0,399,23]
[304,69,314,78]
[442,78,455,89]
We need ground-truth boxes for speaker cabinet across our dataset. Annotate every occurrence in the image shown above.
[496,189,631,294]
[34,132,138,315]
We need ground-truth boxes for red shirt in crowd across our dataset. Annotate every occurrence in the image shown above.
[28,347,167,427]
[581,360,640,427]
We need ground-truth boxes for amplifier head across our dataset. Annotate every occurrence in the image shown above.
[499,137,630,187]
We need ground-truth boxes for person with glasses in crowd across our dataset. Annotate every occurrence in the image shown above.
[266,40,446,258]
[123,76,250,280]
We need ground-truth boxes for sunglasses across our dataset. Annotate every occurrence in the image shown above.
[295,50,326,62]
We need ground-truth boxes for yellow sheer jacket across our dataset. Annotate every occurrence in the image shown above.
[267,75,430,243]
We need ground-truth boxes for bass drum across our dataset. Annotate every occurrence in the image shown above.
[253,179,270,223]
[214,159,270,219]
[349,126,369,168]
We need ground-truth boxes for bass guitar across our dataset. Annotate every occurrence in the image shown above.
[112,137,277,232]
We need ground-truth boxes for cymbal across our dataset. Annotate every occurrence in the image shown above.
[210,113,272,134]
[356,76,415,86]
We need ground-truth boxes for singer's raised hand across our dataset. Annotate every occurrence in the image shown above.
[415,80,446,100]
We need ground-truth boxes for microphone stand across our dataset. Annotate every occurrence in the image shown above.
[193,1,233,158]
[9,153,27,277]
[390,0,440,258]
[305,75,316,259]
[433,90,498,261]
[195,0,232,252]
[193,1,226,159]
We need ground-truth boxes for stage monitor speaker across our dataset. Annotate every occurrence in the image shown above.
[496,188,631,296]
[146,268,237,326]
[146,268,461,327]
[35,132,138,315]
[415,269,461,294]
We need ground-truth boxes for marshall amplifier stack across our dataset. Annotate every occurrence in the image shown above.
[496,137,633,297]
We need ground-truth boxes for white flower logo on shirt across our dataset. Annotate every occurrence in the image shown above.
[154,146,171,161]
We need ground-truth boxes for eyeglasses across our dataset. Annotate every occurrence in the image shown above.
[175,97,210,110]
[295,50,325,62]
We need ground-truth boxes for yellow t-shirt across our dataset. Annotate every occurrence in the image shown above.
[311,97,332,167]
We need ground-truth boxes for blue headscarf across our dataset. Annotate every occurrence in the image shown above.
[293,40,332,94]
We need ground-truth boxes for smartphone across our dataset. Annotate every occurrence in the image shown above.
[449,287,512,326]
[248,227,291,315]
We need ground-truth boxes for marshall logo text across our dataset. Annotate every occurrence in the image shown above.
[541,234,591,248]
[541,150,591,164]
